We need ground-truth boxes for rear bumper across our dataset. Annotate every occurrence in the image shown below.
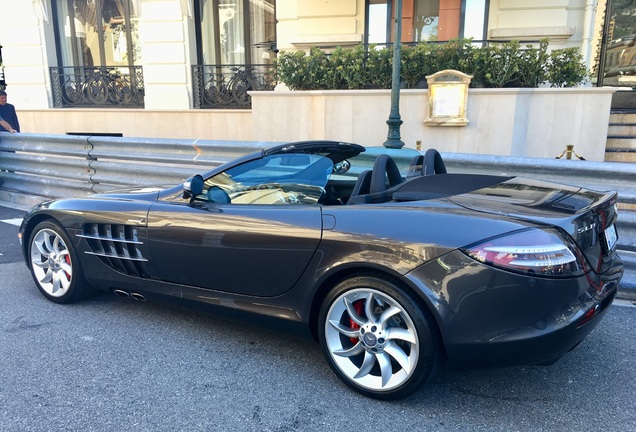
[405,251,624,369]
[444,285,617,368]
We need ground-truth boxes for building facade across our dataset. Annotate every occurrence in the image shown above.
[0,0,630,146]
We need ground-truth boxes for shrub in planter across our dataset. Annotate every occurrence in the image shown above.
[275,47,332,90]
[513,40,550,87]
[401,39,476,88]
[328,45,369,89]
[365,46,393,89]
[547,47,588,87]
[478,41,523,87]
[275,39,587,90]
[401,43,442,88]
[473,39,550,88]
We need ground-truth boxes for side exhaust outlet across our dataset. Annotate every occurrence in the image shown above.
[112,289,146,302]
[113,289,130,298]
[130,293,147,302]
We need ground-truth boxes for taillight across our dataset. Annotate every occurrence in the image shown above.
[462,228,587,277]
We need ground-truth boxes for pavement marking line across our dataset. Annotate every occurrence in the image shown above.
[1,218,23,227]
[613,299,636,308]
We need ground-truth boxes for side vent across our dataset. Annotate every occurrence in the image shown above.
[77,223,148,277]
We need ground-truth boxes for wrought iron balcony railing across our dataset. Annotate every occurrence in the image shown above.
[192,64,276,109]
[50,66,145,108]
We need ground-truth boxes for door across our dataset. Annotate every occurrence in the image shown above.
[147,202,323,297]
[147,152,333,297]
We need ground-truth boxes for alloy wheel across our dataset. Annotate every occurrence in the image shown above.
[30,228,73,298]
[324,287,420,393]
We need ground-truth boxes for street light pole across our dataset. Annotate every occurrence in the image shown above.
[0,45,6,90]
[383,0,404,149]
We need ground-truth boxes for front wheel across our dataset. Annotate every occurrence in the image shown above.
[318,276,440,400]
[28,220,92,304]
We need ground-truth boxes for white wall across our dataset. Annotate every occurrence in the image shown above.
[18,108,254,140]
[487,0,589,47]
[140,0,195,109]
[0,0,53,109]
[251,88,616,161]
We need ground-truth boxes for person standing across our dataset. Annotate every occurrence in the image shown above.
[0,90,19,133]
[0,114,16,133]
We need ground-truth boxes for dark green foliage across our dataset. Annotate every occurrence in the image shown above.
[365,46,393,89]
[275,38,588,90]
[547,47,588,88]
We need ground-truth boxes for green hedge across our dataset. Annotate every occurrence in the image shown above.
[275,39,587,90]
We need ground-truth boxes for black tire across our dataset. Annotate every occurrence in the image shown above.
[318,275,440,400]
[28,220,93,304]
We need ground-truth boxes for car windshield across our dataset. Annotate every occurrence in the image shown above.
[201,153,333,205]
[193,144,423,205]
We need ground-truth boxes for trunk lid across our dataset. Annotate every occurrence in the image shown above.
[447,177,620,274]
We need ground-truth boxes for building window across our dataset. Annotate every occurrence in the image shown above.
[595,0,636,91]
[197,0,276,66]
[366,0,463,44]
[412,0,441,42]
[50,0,144,108]
[53,0,141,68]
[192,0,277,109]
[368,0,390,45]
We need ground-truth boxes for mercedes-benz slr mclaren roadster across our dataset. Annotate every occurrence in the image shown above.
[19,141,623,400]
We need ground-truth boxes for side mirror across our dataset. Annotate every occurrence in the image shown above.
[183,174,204,200]
[333,160,351,174]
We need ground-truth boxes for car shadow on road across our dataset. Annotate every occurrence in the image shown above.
[50,287,633,417]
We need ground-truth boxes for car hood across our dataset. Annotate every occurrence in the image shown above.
[446,176,619,274]
[92,186,171,201]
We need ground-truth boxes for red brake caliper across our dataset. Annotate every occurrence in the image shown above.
[349,300,364,344]
[64,255,72,280]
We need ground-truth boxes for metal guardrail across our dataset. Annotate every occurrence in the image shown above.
[0,133,635,298]
[0,134,269,199]
[4,134,634,204]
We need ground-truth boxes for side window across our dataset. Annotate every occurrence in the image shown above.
[200,154,333,205]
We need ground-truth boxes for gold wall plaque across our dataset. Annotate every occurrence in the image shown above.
[424,70,472,127]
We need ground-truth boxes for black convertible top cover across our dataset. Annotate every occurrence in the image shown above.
[392,174,514,201]
[263,140,365,157]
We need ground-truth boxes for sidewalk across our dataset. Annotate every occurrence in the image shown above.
[0,189,44,212]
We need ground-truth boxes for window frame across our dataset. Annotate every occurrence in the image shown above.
[194,0,277,67]
[51,0,140,68]
[365,0,481,44]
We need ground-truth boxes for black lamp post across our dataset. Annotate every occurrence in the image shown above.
[0,45,6,90]
[383,0,404,149]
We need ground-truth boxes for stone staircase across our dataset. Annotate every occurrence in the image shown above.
[606,112,636,163]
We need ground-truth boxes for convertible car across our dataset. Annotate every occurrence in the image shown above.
[19,141,623,400]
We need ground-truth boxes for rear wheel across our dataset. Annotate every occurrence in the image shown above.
[318,275,440,400]
[28,220,92,304]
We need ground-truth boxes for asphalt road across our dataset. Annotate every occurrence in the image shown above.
[1,205,636,432]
